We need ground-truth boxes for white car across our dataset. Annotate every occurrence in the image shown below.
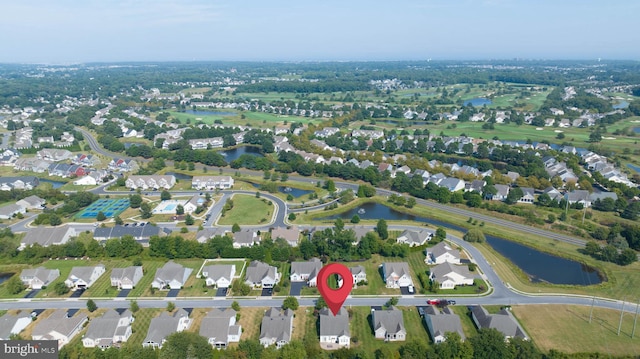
[408,285,414,294]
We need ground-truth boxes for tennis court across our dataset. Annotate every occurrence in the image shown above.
[76,198,130,219]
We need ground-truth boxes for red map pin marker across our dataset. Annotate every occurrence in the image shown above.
[317,263,353,316]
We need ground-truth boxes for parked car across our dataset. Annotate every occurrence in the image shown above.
[447,300,456,305]
[427,299,440,305]
[408,285,414,294]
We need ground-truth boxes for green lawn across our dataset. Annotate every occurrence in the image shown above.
[217,194,274,225]
[124,308,162,347]
[349,306,430,352]
[128,260,167,298]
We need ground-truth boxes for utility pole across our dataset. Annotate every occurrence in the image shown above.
[618,299,626,336]
[589,296,595,323]
[633,300,639,339]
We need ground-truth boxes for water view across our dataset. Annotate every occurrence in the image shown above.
[0,273,13,284]
[633,127,640,134]
[166,172,193,180]
[613,100,629,109]
[318,202,601,285]
[185,110,236,117]
[39,178,66,188]
[463,98,492,106]
[218,146,263,162]
[627,163,640,173]
[250,182,313,197]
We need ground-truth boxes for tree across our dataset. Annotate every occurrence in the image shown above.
[325,179,336,193]
[114,216,124,225]
[463,228,486,243]
[96,211,106,221]
[406,197,417,208]
[288,213,297,221]
[87,299,97,312]
[160,190,171,201]
[385,296,399,308]
[49,214,62,226]
[129,194,143,208]
[376,219,388,239]
[167,301,176,312]
[175,204,185,215]
[282,296,299,310]
[232,223,241,233]
[351,215,360,224]
[470,328,511,359]
[54,282,70,295]
[231,300,241,311]
[184,214,194,225]
[130,300,140,313]
[6,275,24,295]
[505,187,523,205]
[435,227,447,241]
[160,331,213,359]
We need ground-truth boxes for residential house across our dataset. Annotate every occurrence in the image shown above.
[0,312,32,340]
[542,187,563,202]
[125,175,176,190]
[36,148,73,162]
[290,258,322,286]
[423,306,465,343]
[350,265,367,285]
[151,261,192,290]
[492,184,510,201]
[13,158,50,173]
[93,224,170,241]
[16,195,46,209]
[232,230,261,248]
[20,267,60,290]
[372,306,406,341]
[314,127,339,138]
[31,309,88,349]
[0,176,40,191]
[319,307,350,349]
[48,163,88,178]
[351,129,384,139]
[82,309,134,348]
[191,176,234,190]
[72,154,100,167]
[271,225,300,247]
[199,308,242,349]
[244,261,279,288]
[426,241,461,265]
[346,226,373,244]
[471,306,528,340]
[0,203,26,219]
[20,225,76,250]
[517,187,536,204]
[65,265,106,290]
[259,308,294,348]
[381,262,413,288]
[429,262,474,290]
[566,190,590,207]
[201,264,235,288]
[142,309,191,349]
[195,228,225,243]
[396,229,433,247]
[465,180,486,193]
[189,137,223,149]
[0,148,20,167]
[110,266,144,290]
[183,195,205,214]
[108,158,139,172]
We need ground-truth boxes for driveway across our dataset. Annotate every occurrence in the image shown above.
[166,289,180,298]
[66,309,79,317]
[70,289,85,298]
[399,286,414,295]
[261,288,273,297]
[289,282,306,296]
[24,290,40,299]
[215,288,228,297]
[117,289,131,298]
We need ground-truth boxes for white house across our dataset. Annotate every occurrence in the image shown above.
[192,176,234,190]
[201,264,235,288]
[396,229,433,247]
[0,312,32,340]
[425,241,461,265]
[232,230,261,248]
[372,306,406,342]
[110,266,144,290]
[125,175,176,190]
[245,261,279,288]
[429,262,474,290]
[151,261,192,290]
[65,265,106,290]
[142,309,192,349]
[31,309,88,349]
[259,308,294,348]
[20,267,60,290]
[350,265,367,285]
[82,309,135,348]
[290,258,322,287]
[319,307,350,349]
[381,262,413,288]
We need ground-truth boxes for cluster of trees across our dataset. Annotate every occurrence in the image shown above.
[33,191,100,226]
[583,240,637,266]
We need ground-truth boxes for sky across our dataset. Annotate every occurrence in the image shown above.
[1,0,638,63]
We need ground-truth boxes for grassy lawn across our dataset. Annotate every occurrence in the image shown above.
[236,307,268,340]
[513,304,640,356]
[349,306,430,352]
[450,306,479,339]
[335,255,402,296]
[217,194,274,225]
[128,260,168,298]
[124,308,162,347]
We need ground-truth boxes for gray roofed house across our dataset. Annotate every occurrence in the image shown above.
[290,258,322,286]
[319,307,350,349]
[465,179,486,193]
[20,225,76,250]
[82,309,134,348]
[21,267,60,290]
[125,175,176,190]
[232,230,261,248]
[517,187,535,204]
[195,228,226,243]
[543,187,563,202]
[259,308,294,348]
[425,241,461,265]
[424,306,465,343]
[201,264,235,288]
[471,306,528,340]
[589,191,618,205]
[566,190,590,206]
[16,195,46,209]
[0,176,40,191]
[110,266,144,290]
[93,224,169,241]
[271,225,300,247]
[396,229,433,247]
[151,261,192,290]
[245,261,279,288]
[350,265,367,285]
[345,226,372,245]
[0,203,26,219]
[372,306,406,341]
[65,264,106,290]
[429,262,474,290]
[199,308,241,349]
[382,262,413,288]
[31,309,88,349]
[492,184,510,201]
[438,177,466,192]
[142,309,191,349]
[192,175,234,190]
[0,312,32,340]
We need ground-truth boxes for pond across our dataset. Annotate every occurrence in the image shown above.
[463,98,492,107]
[0,272,14,285]
[217,146,264,162]
[627,163,640,173]
[318,202,602,285]
[39,178,66,189]
[165,172,193,180]
[250,183,313,197]
[633,127,640,134]
[613,100,629,109]
[184,110,236,117]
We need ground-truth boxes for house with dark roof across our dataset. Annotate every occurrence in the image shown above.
[259,308,294,348]
[319,307,350,349]
[232,230,261,248]
[372,306,406,341]
[290,258,322,287]
[471,306,528,340]
[0,176,40,191]
[517,187,536,204]
[82,309,134,348]
[195,228,225,243]
[142,309,191,349]
[93,224,169,241]
[151,261,192,290]
[199,308,241,349]
[425,241,461,265]
[424,306,465,343]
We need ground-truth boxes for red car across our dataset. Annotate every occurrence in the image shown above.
[427,299,441,305]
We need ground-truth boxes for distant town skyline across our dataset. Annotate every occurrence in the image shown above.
[1,0,638,63]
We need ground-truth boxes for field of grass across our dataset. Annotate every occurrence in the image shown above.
[124,308,162,347]
[513,304,640,356]
[128,260,167,298]
[236,307,267,340]
[217,194,274,225]
[349,306,430,352]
